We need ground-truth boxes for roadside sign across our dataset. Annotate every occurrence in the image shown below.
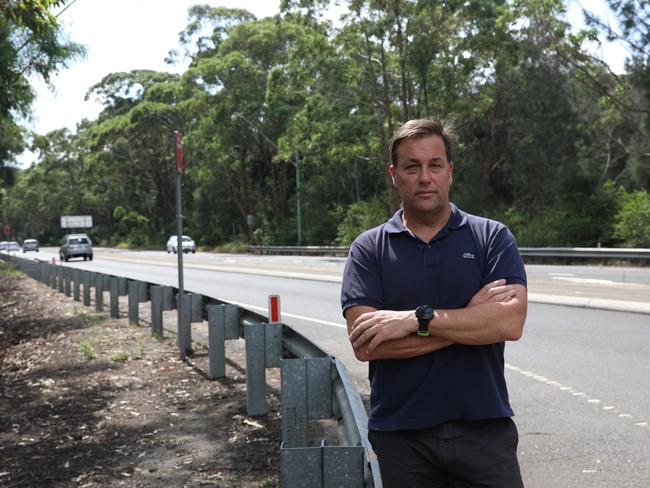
[175,132,183,173]
[61,215,93,229]
[3,225,11,236]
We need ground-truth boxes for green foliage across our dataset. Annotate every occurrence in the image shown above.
[216,241,249,253]
[614,191,650,247]
[336,196,390,245]
[78,340,96,360]
[4,1,649,248]
[0,262,23,277]
[0,0,84,166]
[110,351,131,362]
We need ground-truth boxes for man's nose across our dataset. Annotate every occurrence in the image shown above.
[418,169,432,184]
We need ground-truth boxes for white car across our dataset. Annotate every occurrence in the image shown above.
[7,241,20,252]
[166,235,196,254]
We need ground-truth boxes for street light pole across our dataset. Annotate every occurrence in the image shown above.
[294,152,301,246]
[231,113,302,245]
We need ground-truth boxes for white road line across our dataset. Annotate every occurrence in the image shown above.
[551,276,632,286]
[506,363,648,429]
[221,299,347,329]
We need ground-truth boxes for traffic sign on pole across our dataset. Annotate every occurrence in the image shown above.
[175,132,183,173]
[3,225,11,237]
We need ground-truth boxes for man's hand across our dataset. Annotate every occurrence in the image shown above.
[348,279,517,355]
[349,309,417,354]
[467,279,516,307]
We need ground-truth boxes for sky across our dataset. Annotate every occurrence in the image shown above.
[16,0,629,167]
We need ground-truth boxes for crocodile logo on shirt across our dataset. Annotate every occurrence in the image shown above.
[463,252,475,259]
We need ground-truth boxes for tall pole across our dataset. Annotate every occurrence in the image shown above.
[174,131,187,358]
[294,152,302,246]
[231,112,303,245]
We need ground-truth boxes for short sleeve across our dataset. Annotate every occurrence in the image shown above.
[484,225,527,287]
[340,236,384,317]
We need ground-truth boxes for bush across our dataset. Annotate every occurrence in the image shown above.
[614,191,650,247]
[216,241,249,253]
[336,197,390,245]
[493,181,624,247]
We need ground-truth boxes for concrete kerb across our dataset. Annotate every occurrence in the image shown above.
[528,293,650,314]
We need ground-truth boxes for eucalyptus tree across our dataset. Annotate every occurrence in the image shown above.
[82,70,186,245]
[0,0,83,167]
[177,6,358,244]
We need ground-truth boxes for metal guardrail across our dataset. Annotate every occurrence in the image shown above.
[249,245,350,256]
[519,247,650,260]
[1,254,381,488]
[248,245,650,261]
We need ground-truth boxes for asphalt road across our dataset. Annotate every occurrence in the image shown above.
[10,248,650,487]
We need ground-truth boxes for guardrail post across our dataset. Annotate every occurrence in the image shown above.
[150,286,164,336]
[73,269,81,301]
[245,322,268,416]
[307,358,333,420]
[82,271,93,306]
[280,441,324,488]
[322,444,365,488]
[178,293,192,359]
[280,439,364,487]
[118,277,128,296]
[57,266,64,293]
[64,268,71,297]
[281,357,333,448]
[266,322,283,368]
[207,304,227,379]
[207,304,238,379]
[190,293,203,322]
[49,264,56,289]
[94,273,104,311]
[128,280,140,325]
[281,359,308,448]
[110,277,119,319]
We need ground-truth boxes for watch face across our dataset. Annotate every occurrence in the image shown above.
[416,305,434,320]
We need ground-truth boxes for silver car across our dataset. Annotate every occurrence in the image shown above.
[22,239,39,252]
[7,241,19,252]
[166,235,196,254]
[59,234,93,261]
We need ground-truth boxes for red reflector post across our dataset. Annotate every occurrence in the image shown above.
[268,295,281,323]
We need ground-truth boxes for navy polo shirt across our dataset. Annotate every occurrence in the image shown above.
[341,204,527,431]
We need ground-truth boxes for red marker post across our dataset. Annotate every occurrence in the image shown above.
[268,295,281,323]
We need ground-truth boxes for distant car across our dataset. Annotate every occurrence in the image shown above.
[7,241,19,252]
[22,239,39,252]
[0,241,7,251]
[166,235,196,254]
[59,234,93,261]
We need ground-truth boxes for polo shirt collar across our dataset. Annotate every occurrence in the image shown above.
[385,203,467,234]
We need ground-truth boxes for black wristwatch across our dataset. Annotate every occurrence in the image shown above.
[415,305,435,337]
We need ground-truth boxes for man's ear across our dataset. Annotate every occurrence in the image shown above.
[449,162,454,186]
[389,165,397,186]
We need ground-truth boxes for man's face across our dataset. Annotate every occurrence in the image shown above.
[389,134,454,217]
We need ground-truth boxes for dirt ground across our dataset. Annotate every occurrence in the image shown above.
[0,262,282,487]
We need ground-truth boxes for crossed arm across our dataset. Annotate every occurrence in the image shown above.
[345,279,527,362]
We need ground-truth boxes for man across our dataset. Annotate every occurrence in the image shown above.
[340,118,528,487]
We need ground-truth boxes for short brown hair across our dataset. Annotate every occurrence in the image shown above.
[389,118,455,166]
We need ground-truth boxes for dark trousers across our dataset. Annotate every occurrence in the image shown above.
[368,418,524,488]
